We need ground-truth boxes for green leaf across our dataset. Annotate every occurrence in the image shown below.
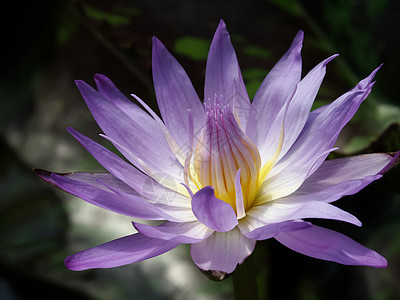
[0,137,68,264]
[243,45,271,59]
[57,9,79,46]
[242,68,268,80]
[174,36,210,61]
[266,0,303,16]
[83,4,131,25]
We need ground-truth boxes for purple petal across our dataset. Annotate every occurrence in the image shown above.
[275,224,387,267]
[310,66,381,118]
[281,175,382,205]
[66,128,195,217]
[65,233,179,271]
[299,68,377,163]
[240,220,311,240]
[106,178,195,222]
[49,173,168,220]
[255,85,294,165]
[309,65,380,122]
[281,153,392,204]
[257,147,337,202]
[241,200,361,235]
[379,149,400,174]
[75,80,182,177]
[304,153,391,188]
[190,227,256,273]
[191,186,238,232]
[93,74,165,143]
[351,65,382,92]
[279,55,338,158]
[204,20,251,128]
[36,169,143,195]
[68,128,191,207]
[249,30,303,146]
[67,127,150,194]
[266,69,378,198]
[134,221,213,244]
[100,179,195,222]
[152,37,205,148]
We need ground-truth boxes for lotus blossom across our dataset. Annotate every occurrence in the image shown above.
[36,20,399,276]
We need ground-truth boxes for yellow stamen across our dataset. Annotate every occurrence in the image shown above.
[193,103,262,216]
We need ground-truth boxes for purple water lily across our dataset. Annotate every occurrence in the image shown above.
[37,20,399,276]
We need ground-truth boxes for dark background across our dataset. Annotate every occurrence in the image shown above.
[1,0,400,299]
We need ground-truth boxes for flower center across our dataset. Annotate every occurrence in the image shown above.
[193,102,261,215]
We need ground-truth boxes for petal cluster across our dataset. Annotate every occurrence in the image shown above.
[37,20,399,276]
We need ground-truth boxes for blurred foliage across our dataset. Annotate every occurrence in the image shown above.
[243,45,271,59]
[174,36,210,61]
[82,3,132,26]
[0,137,93,299]
[0,143,67,262]
[57,7,81,46]
[242,68,269,99]
[267,0,303,15]
[343,122,400,155]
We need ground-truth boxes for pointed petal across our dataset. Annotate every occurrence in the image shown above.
[75,80,182,177]
[275,224,387,267]
[281,175,382,205]
[49,173,168,220]
[40,171,186,223]
[134,221,213,244]
[97,167,195,222]
[190,227,256,273]
[93,74,165,142]
[35,169,138,195]
[245,200,361,229]
[256,86,293,165]
[278,55,338,158]
[152,37,205,148]
[352,65,382,91]
[131,94,186,166]
[100,178,194,222]
[191,186,238,232]
[249,30,303,146]
[281,153,392,204]
[257,147,337,203]
[266,69,378,199]
[309,65,381,117]
[65,233,179,271]
[99,133,184,192]
[303,153,391,188]
[67,128,192,213]
[240,220,311,240]
[67,127,150,194]
[204,20,251,128]
[380,149,400,174]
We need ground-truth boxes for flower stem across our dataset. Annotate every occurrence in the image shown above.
[232,255,259,300]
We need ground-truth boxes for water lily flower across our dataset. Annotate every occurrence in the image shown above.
[36,20,399,276]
